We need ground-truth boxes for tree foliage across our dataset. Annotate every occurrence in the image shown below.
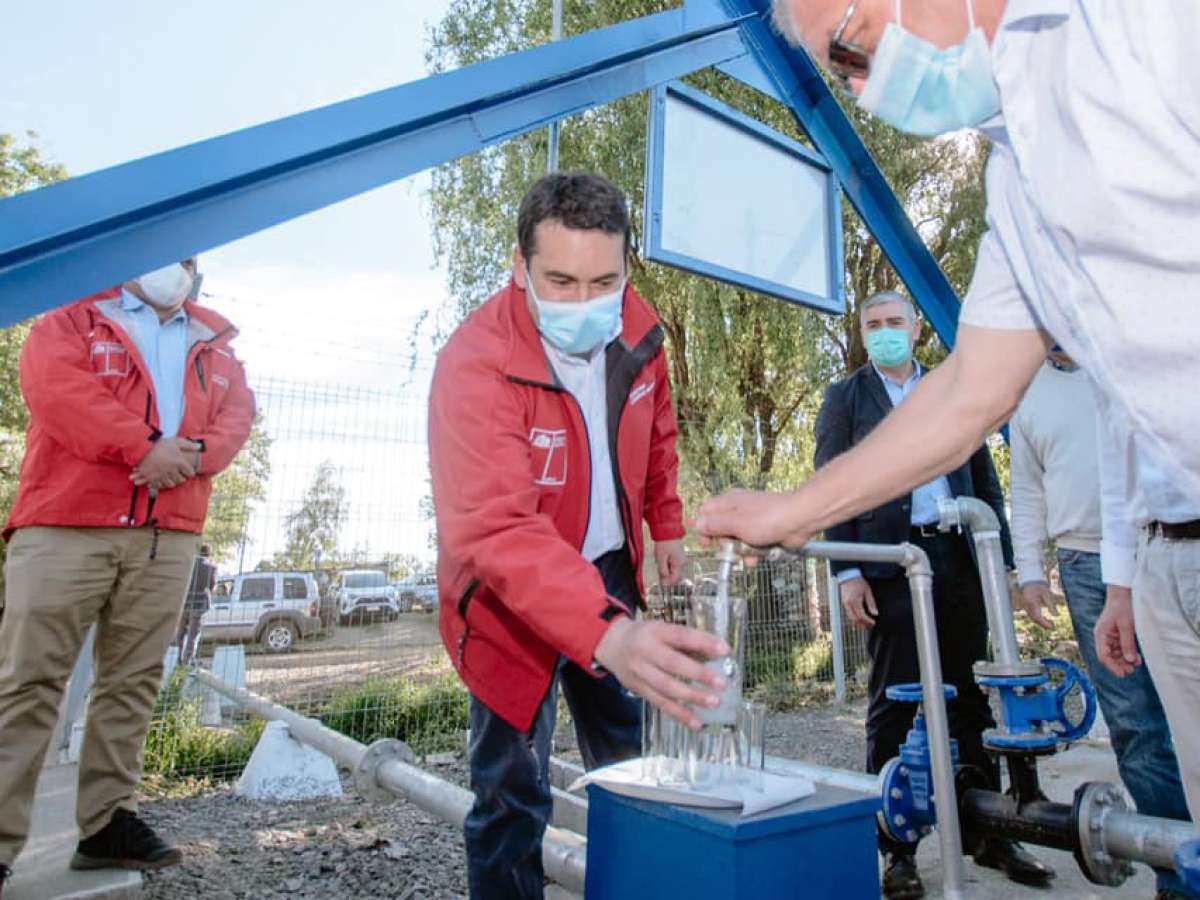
[269,461,348,571]
[1,133,69,589]
[203,415,273,565]
[425,1,990,513]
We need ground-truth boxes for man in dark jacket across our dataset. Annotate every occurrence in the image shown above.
[177,543,216,664]
[814,291,1050,898]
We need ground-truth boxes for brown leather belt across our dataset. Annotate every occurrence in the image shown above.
[1148,519,1200,541]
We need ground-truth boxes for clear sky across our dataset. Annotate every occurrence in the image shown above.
[1,0,461,569]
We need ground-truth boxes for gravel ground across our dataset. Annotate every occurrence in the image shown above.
[142,698,1151,900]
[141,757,471,900]
[140,700,867,899]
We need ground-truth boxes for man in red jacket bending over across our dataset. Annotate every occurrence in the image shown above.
[429,172,727,898]
[0,258,254,893]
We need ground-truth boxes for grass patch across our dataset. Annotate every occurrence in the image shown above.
[143,701,264,782]
[319,670,469,756]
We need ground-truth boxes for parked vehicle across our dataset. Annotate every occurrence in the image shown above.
[200,571,323,653]
[395,571,439,612]
[337,569,401,624]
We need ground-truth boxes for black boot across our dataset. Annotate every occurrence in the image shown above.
[973,837,1055,887]
[0,862,9,897]
[882,852,925,899]
[70,809,182,871]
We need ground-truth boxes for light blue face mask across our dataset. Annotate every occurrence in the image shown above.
[857,0,1001,137]
[865,326,913,368]
[526,267,624,354]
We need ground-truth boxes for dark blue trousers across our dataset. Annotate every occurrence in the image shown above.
[463,547,643,900]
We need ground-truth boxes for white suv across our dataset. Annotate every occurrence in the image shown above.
[337,569,400,624]
[200,572,323,653]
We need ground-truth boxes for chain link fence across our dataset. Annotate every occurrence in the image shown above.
[117,347,871,784]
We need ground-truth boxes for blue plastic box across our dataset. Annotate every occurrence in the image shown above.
[585,782,881,899]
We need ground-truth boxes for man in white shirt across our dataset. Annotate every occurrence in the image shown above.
[1096,411,1200,831]
[1011,350,1191,897]
[696,1,1200,607]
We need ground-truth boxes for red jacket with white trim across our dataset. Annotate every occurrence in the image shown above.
[429,279,685,731]
[4,289,255,540]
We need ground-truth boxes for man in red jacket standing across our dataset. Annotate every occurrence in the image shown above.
[429,172,727,899]
[0,258,254,892]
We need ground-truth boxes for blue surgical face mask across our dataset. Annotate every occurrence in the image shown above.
[857,0,1001,137]
[526,267,624,354]
[865,326,913,368]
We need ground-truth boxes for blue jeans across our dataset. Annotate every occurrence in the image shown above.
[1057,549,1193,894]
[463,547,643,900]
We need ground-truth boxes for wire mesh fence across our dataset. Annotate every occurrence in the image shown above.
[132,361,871,785]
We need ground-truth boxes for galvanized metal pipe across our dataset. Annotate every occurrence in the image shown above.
[190,669,587,893]
[764,754,881,795]
[938,496,1023,671]
[190,668,367,770]
[825,560,848,703]
[1100,808,1200,872]
[756,540,968,900]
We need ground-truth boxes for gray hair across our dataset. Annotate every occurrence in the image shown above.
[772,0,804,46]
[860,290,917,323]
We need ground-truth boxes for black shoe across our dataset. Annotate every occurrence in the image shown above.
[70,809,182,871]
[882,853,925,899]
[0,863,9,898]
[973,837,1055,886]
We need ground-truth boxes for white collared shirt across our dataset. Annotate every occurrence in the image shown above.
[542,338,625,562]
[961,0,1200,507]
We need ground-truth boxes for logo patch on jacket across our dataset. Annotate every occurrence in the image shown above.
[90,341,130,378]
[629,379,655,406]
[529,428,567,486]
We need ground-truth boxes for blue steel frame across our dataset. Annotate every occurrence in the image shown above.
[0,0,962,348]
[644,81,845,314]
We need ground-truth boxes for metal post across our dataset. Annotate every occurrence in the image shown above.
[547,0,563,172]
[906,559,968,899]
[752,541,968,899]
[938,497,1037,677]
[826,559,847,703]
[58,624,96,753]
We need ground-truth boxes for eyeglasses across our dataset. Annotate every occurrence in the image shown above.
[828,0,871,91]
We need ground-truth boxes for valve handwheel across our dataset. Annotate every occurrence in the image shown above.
[1042,657,1098,744]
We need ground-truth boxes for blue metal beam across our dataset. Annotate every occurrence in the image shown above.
[0,7,751,326]
[718,0,962,348]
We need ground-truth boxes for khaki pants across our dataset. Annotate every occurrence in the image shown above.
[1134,530,1200,822]
[0,526,197,866]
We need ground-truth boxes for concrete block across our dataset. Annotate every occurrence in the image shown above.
[209,645,246,713]
[236,721,343,802]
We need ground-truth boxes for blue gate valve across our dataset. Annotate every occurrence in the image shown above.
[878,683,958,846]
[975,657,1097,753]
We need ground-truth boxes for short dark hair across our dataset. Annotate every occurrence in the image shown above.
[517,172,631,262]
[199,543,212,557]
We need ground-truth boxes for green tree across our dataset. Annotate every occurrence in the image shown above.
[203,415,273,565]
[271,461,348,571]
[0,133,69,590]
[425,1,988,510]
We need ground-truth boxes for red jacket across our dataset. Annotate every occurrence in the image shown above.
[429,279,685,731]
[4,289,255,539]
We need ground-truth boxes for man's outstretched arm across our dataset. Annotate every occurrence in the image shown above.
[696,324,1048,548]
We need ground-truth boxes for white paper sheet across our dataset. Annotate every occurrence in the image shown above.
[569,757,815,818]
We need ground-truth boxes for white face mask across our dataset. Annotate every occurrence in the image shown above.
[135,264,193,310]
[857,0,1001,137]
